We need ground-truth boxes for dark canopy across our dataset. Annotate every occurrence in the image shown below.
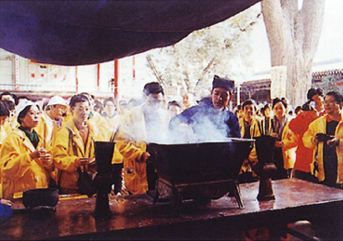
[0,0,260,66]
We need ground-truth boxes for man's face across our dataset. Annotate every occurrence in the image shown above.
[243,104,255,121]
[71,101,90,123]
[104,101,115,117]
[145,93,164,113]
[49,104,66,119]
[211,88,230,110]
[324,95,341,115]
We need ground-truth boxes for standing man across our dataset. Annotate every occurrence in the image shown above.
[53,94,96,194]
[303,91,343,188]
[170,75,241,141]
[119,82,170,194]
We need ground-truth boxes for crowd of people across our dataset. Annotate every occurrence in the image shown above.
[0,76,342,207]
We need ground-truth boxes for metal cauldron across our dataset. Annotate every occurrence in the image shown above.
[147,138,253,209]
[147,139,253,184]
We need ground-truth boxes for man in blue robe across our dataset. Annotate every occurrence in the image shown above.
[170,75,241,141]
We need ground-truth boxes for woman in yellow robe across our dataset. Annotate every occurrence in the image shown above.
[0,100,53,200]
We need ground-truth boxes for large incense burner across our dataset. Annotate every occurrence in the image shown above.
[147,138,253,210]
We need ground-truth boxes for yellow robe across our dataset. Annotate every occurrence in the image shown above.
[303,113,343,183]
[0,128,53,200]
[119,105,170,194]
[239,116,262,172]
[52,119,95,191]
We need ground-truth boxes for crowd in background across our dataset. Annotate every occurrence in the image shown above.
[0,77,342,206]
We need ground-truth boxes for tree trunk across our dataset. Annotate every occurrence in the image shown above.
[261,0,325,107]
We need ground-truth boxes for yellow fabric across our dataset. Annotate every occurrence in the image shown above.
[0,126,7,194]
[0,125,9,150]
[63,112,73,123]
[118,139,147,195]
[303,113,343,183]
[118,105,170,194]
[239,117,261,167]
[0,128,53,200]
[281,122,297,169]
[88,111,110,141]
[3,116,18,133]
[52,119,95,191]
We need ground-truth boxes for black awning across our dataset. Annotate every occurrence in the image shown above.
[0,0,260,65]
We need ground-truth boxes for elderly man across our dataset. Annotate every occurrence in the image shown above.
[36,96,68,145]
[170,75,241,141]
[303,91,343,188]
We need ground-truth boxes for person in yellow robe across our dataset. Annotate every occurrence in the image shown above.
[52,94,96,194]
[0,100,10,195]
[0,100,10,149]
[0,100,52,200]
[238,99,262,183]
[119,82,170,194]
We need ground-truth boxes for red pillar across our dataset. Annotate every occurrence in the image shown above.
[114,59,119,106]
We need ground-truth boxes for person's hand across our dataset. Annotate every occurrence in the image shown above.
[313,135,319,144]
[30,147,44,159]
[0,198,13,206]
[327,137,339,147]
[78,157,92,166]
[30,148,51,165]
[88,158,96,166]
[275,141,283,148]
[139,152,150,162]
[40,152,52,166]
[78,157,95,172]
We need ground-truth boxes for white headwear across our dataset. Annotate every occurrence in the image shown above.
[15,100,36,116]
[47,96,67,107]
